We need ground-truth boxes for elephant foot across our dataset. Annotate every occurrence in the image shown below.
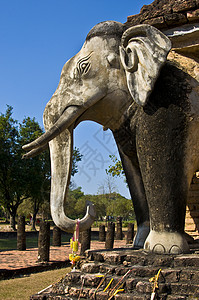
[144,230,190,254]
[133,222,150,249]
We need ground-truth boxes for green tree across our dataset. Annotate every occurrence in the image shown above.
[106,155,124,178]
[19,116,51,230]
[0,106,28,230]
[106,194,134,220]
[0,106,83,230]
[65,187,85,219]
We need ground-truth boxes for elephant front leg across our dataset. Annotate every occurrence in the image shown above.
[137,110,190,254]
[118,147,150,248]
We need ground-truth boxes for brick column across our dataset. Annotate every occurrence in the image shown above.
[185,175,199,239]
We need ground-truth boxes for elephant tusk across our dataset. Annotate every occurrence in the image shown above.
[22,105,83,152]
[22,144,49,159]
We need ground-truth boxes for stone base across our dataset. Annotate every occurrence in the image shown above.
[30,243,199,300]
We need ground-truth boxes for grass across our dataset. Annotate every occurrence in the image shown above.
[0,234,72,251]
[0,267,71,300]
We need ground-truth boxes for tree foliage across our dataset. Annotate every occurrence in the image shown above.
[0,106,82,229]
[106,155,124,178]
[65,186,134,221]
[19,116,51,229]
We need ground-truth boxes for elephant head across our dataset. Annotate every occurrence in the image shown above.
[23,21,171,233]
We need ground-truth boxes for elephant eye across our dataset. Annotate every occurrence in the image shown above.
[76,53,92,76]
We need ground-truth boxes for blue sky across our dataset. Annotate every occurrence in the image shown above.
[0,0,151,198]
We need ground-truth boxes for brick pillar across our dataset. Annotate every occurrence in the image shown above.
[80,227,91,255]
[185,175,199,239]
[126,223,134,244]
[17,216,26,251]
[99,224,106,242]
[105,222,115,249]
[116,216,123,240]
[38,221,50,262]
[52,225,61,246]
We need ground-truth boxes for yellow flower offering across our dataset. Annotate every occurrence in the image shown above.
[73,240,79,252]
[70,238,73,249]
[69,254,80,262]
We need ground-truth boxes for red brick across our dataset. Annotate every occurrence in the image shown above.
[173,0,197,13]
[165,13,188,26]
[143,16,167,29]
[187,9,199,20]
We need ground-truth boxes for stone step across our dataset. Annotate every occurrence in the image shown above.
[86,248,176,267]
[170,282,199,296]
[30,248,199,299]
[80,262,199,284]
[51,269,199,295]
[49,279,199,299]
[86,248,199,269]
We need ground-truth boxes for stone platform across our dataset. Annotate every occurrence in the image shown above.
[30,243,199,300]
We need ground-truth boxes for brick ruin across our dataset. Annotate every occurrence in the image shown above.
[186,174,199,239]
[126,0,199,30]
[126,0,199,240]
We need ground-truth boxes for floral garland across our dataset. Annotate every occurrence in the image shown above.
[69,220,81,270]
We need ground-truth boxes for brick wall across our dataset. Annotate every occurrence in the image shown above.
[185,174,199,239]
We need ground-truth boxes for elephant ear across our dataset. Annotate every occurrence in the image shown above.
[120,24,171,106]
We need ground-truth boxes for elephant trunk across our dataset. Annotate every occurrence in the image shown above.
[23,104,96,233]
[49,127,95,233]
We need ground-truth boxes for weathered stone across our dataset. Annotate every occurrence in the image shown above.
[80,227,91,255]
[126,223,134,244]
[167,296,187,300]
[143,16,167,29]
[170,282,199,295]
[125,253,146,266]
[125,278,138,290]
[68,286,80,297]
[189,183,199,190]
[86,251,105,262]
[160,269,181,283]
[105,222,115,249]
[180,269,199,283]
[23,0,199,260]
[52,225,61,247]
[173,0,197,13]
[149,255,175,267]
[37,221,50,262]
[17,216,26,251]
[83,273,102,287]
[187,8,199,21]
[65,271,81,284]
[77,287,90,298]
[99,224,106,242]
[136,281,152,294]
[174,255,199,267]
[81,262,100,273]
[103,252,126,264]
[116,217,123,240]
[31,247,199,299]
[115,293,137,300]
[115,266,131,276]
[164,13,187,27]
[126,0,199,31]
[99,264,115,274]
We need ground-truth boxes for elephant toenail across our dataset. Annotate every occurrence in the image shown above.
[152,244,166,253]
[169,245,182,254]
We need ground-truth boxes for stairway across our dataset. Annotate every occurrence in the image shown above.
[30,244,199,299]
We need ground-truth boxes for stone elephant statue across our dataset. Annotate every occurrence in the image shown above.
[23,21,199,254]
